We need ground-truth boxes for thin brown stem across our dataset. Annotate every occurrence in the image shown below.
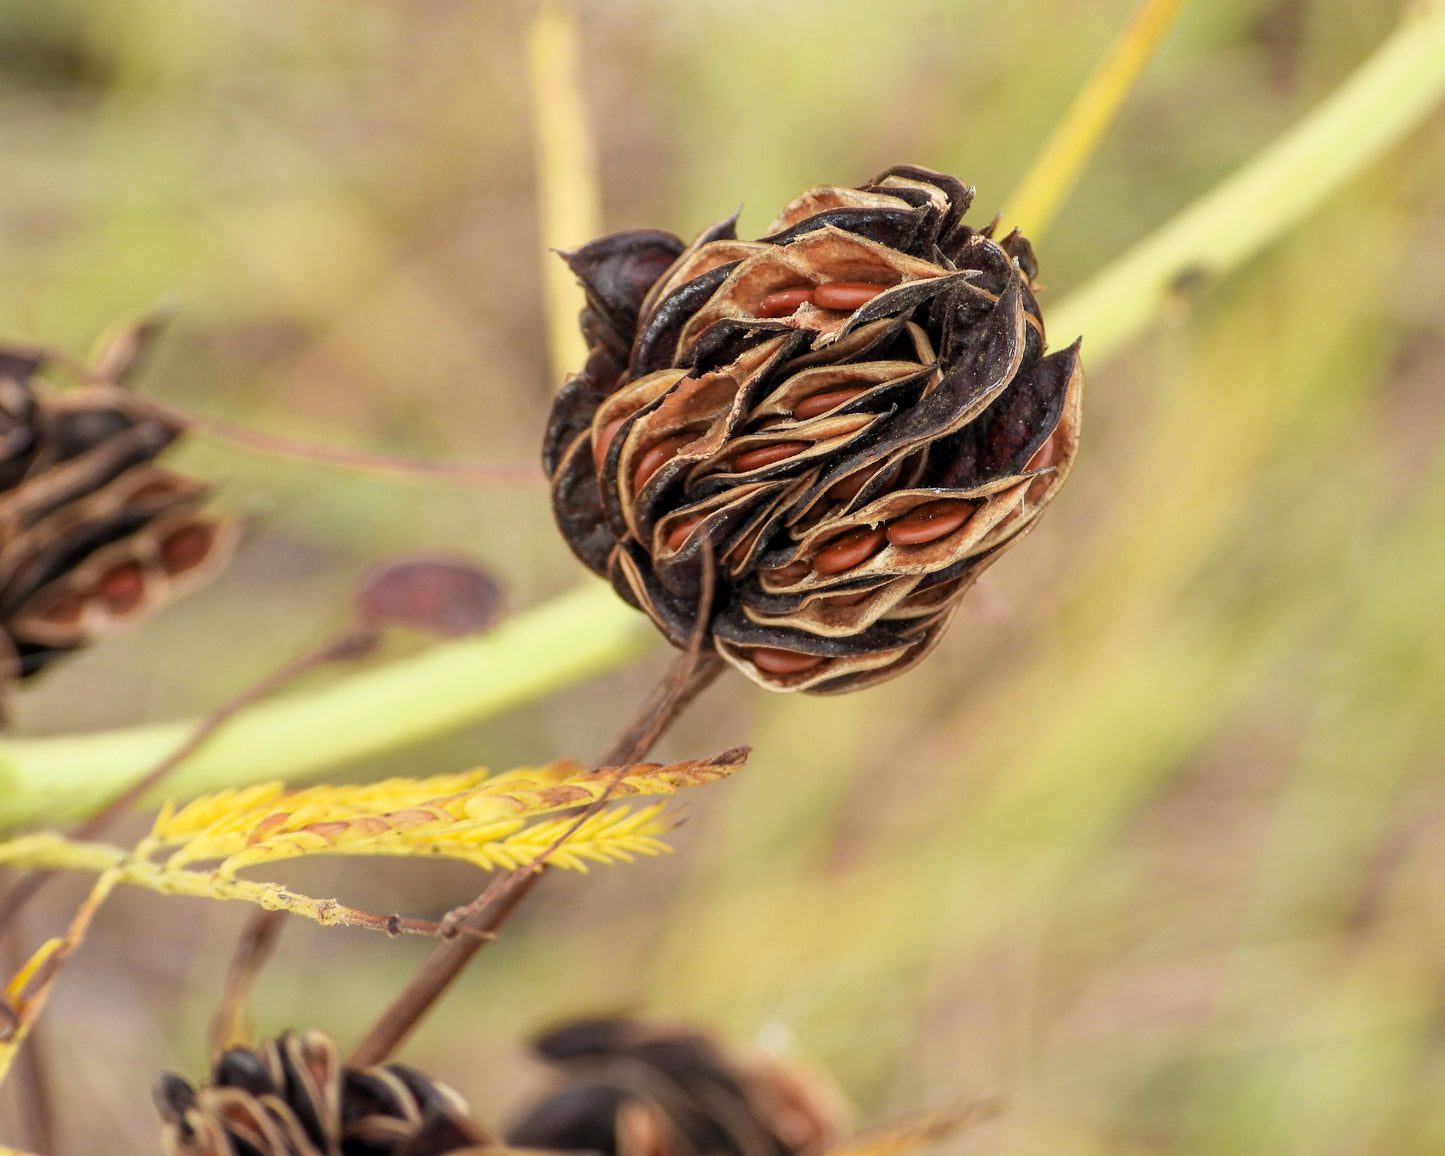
[596,650,727,768]
[349,645,727,1067]
[207,909,284,1059]
[137,397,547,489]
[344,872,536,1068]
[20,342,545,489]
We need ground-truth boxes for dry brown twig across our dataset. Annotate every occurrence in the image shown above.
[349,544,728,1067]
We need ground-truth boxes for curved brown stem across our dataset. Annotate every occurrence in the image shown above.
[347,647,726,1068]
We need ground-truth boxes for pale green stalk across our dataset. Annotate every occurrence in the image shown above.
[0,582,647,828]
[0,3,1442,828]
[1050,0,1445,361]
[999,0,1187,240]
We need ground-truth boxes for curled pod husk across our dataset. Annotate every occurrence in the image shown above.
[506,1016,845,1156]
[544,166,1082,693]
[0,345,234,694]
[154,1030,493,1156]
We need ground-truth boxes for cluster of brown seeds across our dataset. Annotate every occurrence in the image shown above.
[545,165,1083,692]
[0,344,233,696]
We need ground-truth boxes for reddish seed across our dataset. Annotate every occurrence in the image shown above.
[1025,432,1059,472]
[886,500,973,546]
[750,647,828,675]
[38,591,86,626]
[827,460,900,502]
[726,521,766,565]
[821,589,872,608]
[792,388,867,421]
[633,435,693,491]
[764,560,812,584]
[130,479,183,504]
[756,288,815,318]
[97,562,146,613]
[161,524,216,574]
[594,414,630,467]
[664,515,705,552]
[731,441,810,472]
[812,281,888,311]
[813,526,887,575]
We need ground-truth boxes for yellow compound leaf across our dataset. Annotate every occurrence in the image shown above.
[159,748,745,874]
[214,801,675,876]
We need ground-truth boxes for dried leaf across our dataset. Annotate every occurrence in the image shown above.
[353,554,504,638]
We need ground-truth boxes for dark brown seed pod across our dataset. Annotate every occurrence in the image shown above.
[543,165,1083,693]
[0,342,235,695]
[506,1016,846,1156]
[155,1030,493,1156]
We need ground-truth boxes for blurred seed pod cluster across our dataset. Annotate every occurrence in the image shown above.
[544,166,1082,693]
[155,1031,492,1156]
[0,339,233,697]
[506,1016,846,1156]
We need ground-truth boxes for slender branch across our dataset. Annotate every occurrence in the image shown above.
[21,343,545,487]
[345,872,534,1068]
[209,909,286,1058]
[350,635,726,1066]
[1050,0,1445,361]
[999,0,1188,239]
[142,398,547,488]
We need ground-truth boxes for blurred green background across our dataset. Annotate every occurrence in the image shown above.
[3,0,1445,1152]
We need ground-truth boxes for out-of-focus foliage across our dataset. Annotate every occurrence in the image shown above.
[2,1,1444,1154]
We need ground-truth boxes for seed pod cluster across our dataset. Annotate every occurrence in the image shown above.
[154,1030,492,1156]
[506,1016,845,1156]
[544,166,1083,693]
[0,345,233,692]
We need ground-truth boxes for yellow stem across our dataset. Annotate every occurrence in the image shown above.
[529,0,604,389]
[1000,0,1187,239]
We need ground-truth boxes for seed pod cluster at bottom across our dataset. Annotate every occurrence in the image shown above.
[0,345,233,692]
[545,165,1083,694]
[154,1031,493,1156]
[506,1016,846,1156]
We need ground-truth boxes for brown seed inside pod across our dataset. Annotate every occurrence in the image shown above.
[161,524,217,574]
[594,414,632,467]
[885,500,974,546]
[750,647,827,674]
[664,514,706,552]
[731,441,810,472]
[633,435,694,491]
[812,281,888,310]
[1025,431,1059,471]
[813,526,887,574]
[764,559,812,584]
[37,592,85,626]
[98,562,146,613]
[826,460,901,502]
[756,288,815,318]
[792,389,867,421]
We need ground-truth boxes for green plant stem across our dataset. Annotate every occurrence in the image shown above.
[0,3,1442,828]
[0,582,648,829]
[1050,0,1445,361]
